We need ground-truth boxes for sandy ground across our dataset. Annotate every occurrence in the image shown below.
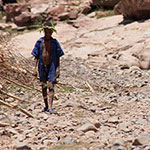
[10,15,123,60]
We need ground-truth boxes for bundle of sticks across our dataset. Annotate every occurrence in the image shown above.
[0,35,40,124]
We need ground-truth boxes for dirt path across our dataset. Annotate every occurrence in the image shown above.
[3,14,150,150]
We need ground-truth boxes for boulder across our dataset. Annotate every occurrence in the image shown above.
[31,4,49,15]
[14,12,31,26]
[3,3,30,22]
[80,4,91,14]
[80,0,92,14]
[58,12,69,21]
[47,4,65,16]
[114,0,150,20]
[69,9,78,19]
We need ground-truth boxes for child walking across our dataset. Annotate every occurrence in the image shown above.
[31,21,64,114]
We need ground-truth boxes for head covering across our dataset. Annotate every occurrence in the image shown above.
[40,21,57,33]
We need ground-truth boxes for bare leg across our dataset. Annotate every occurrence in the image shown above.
[48,82,54,110]
[42,81,48,109]
[49,89,54,109]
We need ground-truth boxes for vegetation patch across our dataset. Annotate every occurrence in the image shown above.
[96,10,114,19]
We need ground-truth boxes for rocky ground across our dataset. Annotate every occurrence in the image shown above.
[1,14,150,150]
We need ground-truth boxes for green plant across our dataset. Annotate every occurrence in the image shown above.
[96,10,114,19]
[62,87,76,93]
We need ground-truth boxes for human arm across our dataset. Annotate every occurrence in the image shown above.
[31,39,41,76]
[56,40,64,78]
[33,58,38,76]
[56,57,60,78]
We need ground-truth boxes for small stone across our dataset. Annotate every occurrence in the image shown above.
[15,141,31,150]
[77,123,98,133]
[133,134,150,146]
[107,116,120,124]
[62,136,77,144]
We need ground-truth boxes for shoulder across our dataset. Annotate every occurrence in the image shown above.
[37,37,44,43]
[34,37,43,47]
[51,37,59,44]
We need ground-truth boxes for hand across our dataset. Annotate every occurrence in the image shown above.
[33,67,38,76]
[56,67,60,78]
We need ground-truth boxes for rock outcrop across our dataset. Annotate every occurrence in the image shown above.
[114,0,150,20]
[2,0,150,26]
[1,0,121,27]
[2,0,92,26]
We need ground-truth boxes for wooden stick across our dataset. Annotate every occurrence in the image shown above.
[18,106,34,118]
[10,104,34,118]
[0,122,10,127]
[0,99,13,107]
[86,81,95,93]
[0,75,32,90]
[0,90,30,103]
[0,100,34,118]
[57,81,67,86]
[0,75,41,93]
[55,84,62,89]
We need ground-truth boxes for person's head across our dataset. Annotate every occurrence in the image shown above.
[42,21,57,39]
[43,22,53,39]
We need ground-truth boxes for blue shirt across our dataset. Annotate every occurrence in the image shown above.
[31,37,64,82]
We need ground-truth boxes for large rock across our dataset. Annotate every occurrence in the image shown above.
[3,3,41,26]
[114,0,150,20]
[79,0,92,14]
[3,3,31,22]
[47,4,66,16]
[133,134,150,146]
[14,12,31,26]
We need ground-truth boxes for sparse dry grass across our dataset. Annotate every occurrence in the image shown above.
[51,142,90,150]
